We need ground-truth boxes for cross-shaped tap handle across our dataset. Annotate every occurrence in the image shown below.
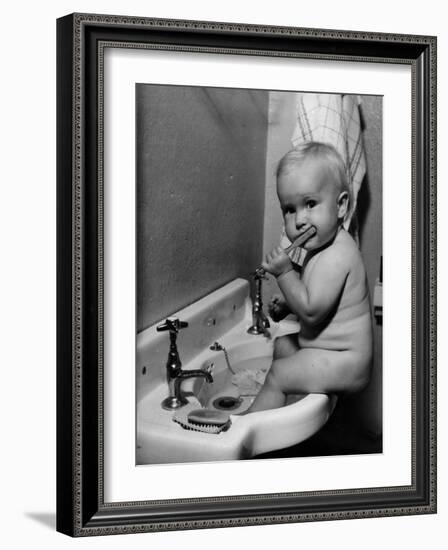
[156,318,189,334]
[251,267,268,280]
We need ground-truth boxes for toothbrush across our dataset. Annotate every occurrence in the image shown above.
[256,224,316,276]
[283,224,317,254]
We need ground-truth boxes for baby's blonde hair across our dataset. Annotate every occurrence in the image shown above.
[276,142,352,218]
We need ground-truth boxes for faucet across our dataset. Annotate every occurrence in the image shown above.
[247,268,270,335]
[157,318,213,410]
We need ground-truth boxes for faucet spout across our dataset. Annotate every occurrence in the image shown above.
[161,369,213,411]
[177,369,213,384]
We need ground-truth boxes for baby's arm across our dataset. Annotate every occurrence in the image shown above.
[262,244,349,326]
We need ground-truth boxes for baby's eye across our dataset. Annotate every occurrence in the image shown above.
[283,206,294,215]
[306,200,317,209]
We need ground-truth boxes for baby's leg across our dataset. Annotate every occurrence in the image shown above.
[273,334,300,360]
[248,348,369,413]
[242,335,299,413]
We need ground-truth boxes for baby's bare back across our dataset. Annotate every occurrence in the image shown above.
[298,230,372,354]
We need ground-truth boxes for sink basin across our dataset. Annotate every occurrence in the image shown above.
[192,339,307,416]
[136,279,336,464]
[194,340,273,415]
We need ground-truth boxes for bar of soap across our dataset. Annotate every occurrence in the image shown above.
[187,408,230,426]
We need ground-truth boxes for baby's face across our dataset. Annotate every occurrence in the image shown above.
[278,158,347,251]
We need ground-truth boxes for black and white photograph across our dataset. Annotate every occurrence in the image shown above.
[136,85,383,465]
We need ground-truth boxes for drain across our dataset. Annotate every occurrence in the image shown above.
[212,395,242,411]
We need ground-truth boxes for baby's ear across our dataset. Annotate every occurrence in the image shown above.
[337,191,349,219]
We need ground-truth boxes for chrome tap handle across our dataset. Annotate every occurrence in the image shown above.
[252,267,268,280]
[157,318,188,382]
[247,267,270,335]
[156,318,189,334]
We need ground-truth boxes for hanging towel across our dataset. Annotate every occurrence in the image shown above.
[280,93,366,265]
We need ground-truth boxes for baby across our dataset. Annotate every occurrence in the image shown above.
[247,142,373,413]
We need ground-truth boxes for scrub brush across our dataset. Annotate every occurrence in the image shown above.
[172,402,231,434]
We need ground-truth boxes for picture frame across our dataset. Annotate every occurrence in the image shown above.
[56,13,437,536]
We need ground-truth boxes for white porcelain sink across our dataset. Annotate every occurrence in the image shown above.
[136,279,336,464]
[192,338,310,415]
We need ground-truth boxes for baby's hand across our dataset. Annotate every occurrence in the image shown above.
[268,295,290,322]
[261,246,293,278]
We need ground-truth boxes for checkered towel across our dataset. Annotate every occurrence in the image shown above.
[280,93,366,264]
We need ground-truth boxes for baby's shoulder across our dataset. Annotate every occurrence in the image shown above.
[326,229,360,261]
[314,230,363,277]
[334,230,368,277]
[335,228,356,246]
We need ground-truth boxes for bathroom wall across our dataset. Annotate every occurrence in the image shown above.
[136,85,269,332]
[262,92,383,437]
